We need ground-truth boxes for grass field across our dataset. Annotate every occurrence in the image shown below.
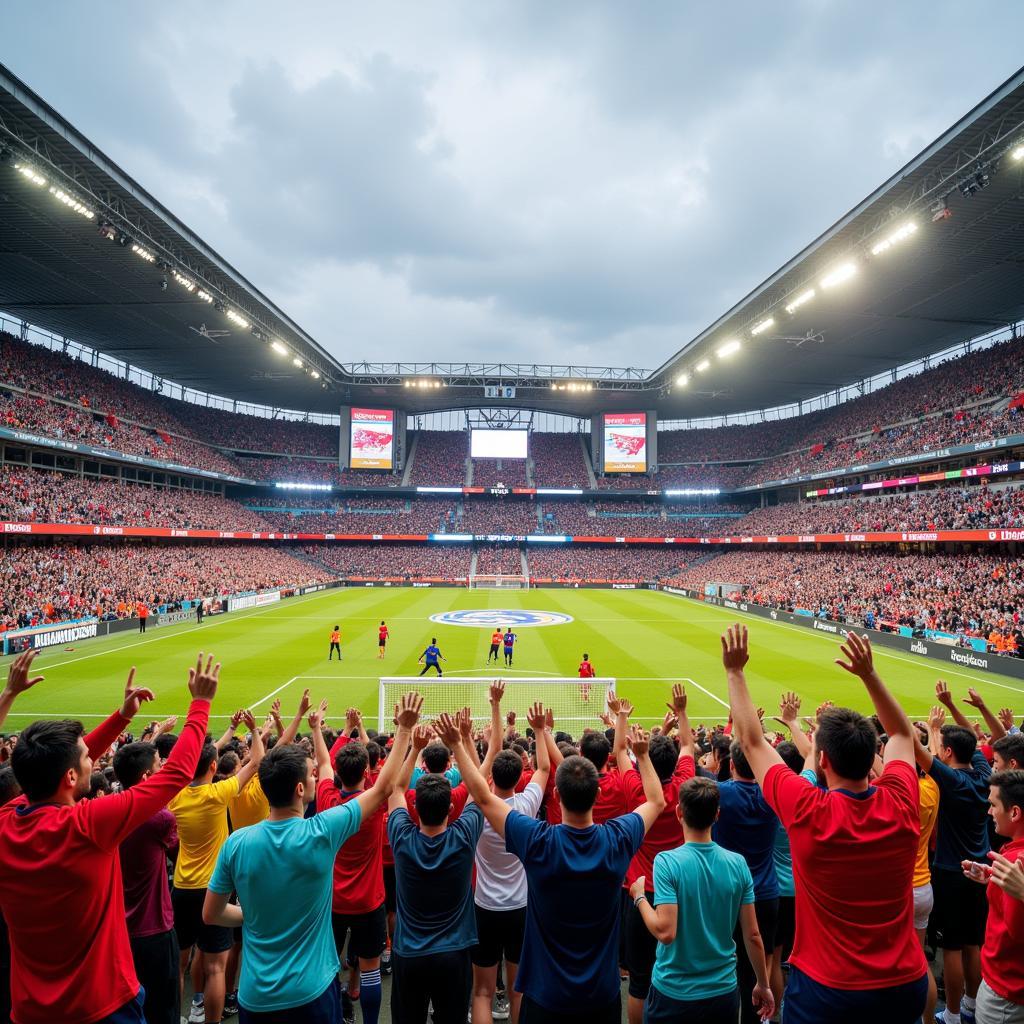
[2,588,1022,730]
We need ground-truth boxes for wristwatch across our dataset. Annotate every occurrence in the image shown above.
[634,894,648,908]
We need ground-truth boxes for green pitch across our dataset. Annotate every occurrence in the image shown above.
[2,588,1020,729]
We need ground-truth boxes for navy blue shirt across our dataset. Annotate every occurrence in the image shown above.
[712,779,780,900]
[505,810,645,1013]
[503,632,516,648]
[421,645,441,665]
[387,803,483,956]
[929,750,992,870]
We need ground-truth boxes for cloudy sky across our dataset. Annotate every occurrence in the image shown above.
[3,3,1023,370]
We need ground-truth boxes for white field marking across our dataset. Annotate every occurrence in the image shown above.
[661,592,1024,695]
[444,667,563,676]
[680,676,730,709]
[0,587,342,672]
[295,675,392,680]
[250,676,299,709]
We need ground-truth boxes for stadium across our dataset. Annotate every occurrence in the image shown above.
[1,22,1024,1024]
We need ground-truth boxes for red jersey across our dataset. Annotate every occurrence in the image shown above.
[405,781,469,826]
[762,759,925,990]
[317,778,386,914]
[379,626,389,641]
[622,753,695,888]
[578,661,595,678]
[981,837,1024,1003]
[0,699,209,1024]
[546,767,626,826]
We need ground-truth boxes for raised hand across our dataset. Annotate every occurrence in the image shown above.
[270,698,282,721]
[935,680,955,708]
[835,633,875,679]
[155,714,178,736]
[599,711,614,728]
[4,650,44,696]
[963,688,987,710]
[412,724,433,751]
[395,692,423,730]
[999,707,1016,730]
[815,700,835,720]
[309,699,328,731]
[661,709,677,735]
[778,691,801,726]
[628,724,650,757]
[241,708,257,732]
[458,707,473,739]
[669,682,687,715]
[120,667,156,719]
[526,701,547,732]
[433,712,460,746]
[721,624,749,670]
[606,692,622,716]
[617,697,635,719]
[188,653,220,702]
[928,705,946,731]
[296,689,311,717]
[545,708,554,731]
[488,680,505,705]
[506,710,517,728]
[230,708,245,729]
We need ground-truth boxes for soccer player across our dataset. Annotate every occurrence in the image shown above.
[488,628,504,665]
[418,637,446,676]
[0,652,219,1024]
[204,693,423,1021]
[630,776,774,1024]
[723,625,928,1022]
[503,628,517,667]
[378,620,389,660]
[452,711,667,1024]
[170,710,264,1024]
[329,625,342,661]
[196,600,204,624]
[578,653,595,702]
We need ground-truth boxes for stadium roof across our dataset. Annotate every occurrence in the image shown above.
[2,62,1024,421]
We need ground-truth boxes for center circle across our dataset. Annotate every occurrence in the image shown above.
[428,609,574,628]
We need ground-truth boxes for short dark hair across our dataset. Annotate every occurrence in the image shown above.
[940,724,978,764]
[649,734,678,783]
[88,772,111,799]
[555,755,599,813]
[580,732,611,772]
[113,742,159,789]
[815,707,877,780]
[194,743,218,781]
[680,776,720,829]
[217,752,240,779]
[0,766,21,806]
[776,740,805,774]
[11,720,86,802]
[492,750,523,790]
[730,740,755,780]
[258,744,311,808]
[990,769,1024,817]
[366,740,382,770]
[431,637,437,644]
[335,742,369,787]
[993,734,1024,770]
[422,743,450,774]
[415,773,452,826]
[154,733,178,760]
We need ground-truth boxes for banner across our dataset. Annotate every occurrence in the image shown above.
[603,413,648,473]
[349,408,394,470]
[227,589,282,613]
[3,618,99,655]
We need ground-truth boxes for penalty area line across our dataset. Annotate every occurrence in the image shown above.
[250,676,299,709]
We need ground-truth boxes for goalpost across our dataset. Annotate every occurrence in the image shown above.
[468,574,530,590]
[378,677,616,729]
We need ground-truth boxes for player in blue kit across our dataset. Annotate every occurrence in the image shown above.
[503,629,517,667]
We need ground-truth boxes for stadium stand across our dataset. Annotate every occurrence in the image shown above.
[408,430,468,485]
[530,432,592,486]
[471,458,530,486]
[304,541,471,579]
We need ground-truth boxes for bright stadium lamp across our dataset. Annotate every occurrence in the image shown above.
[676,372,689,386]
[226,309,250,329]
[1013,142,1024,161]
[695,359,710,373]
[717,340,741,359]
[271,340,288,356]
[751,317,774,336]
[14,162,46,186]
[785,288,815,314]
[820,262,857,289]
[310,370,320,380]
[292,357,303,367]
[131,243,156,263]
[871,222,917,256]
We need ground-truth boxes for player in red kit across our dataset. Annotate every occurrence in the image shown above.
[378,621,389,660]
[578,652,595,701]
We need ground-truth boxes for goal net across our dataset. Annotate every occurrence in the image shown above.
[468,574,530,590]
[378,676,615,729]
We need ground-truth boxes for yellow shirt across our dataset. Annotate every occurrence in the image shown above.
[913,774,940,889]
[168,776,239,889]
[230,776,270,831]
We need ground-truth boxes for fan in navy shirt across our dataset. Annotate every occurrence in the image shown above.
[712,741,780,1024]
[437,706,667,1024]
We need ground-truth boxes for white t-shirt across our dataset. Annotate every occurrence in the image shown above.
[474,782,544,911]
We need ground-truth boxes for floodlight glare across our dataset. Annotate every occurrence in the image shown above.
[14,162,46,186]
[785,288,815,314]
[1013,143,1024,161]
[717,340,741,359]
[751,317,775,336]
[695,359,711,373]
[676,372,689,386]
[172,271,196,292]
[870,222,917,256]
[197,289,214,303]
[131,243,156,263]
[226,310,250,329]
[271,340,288,356]
[310,370,320,380]
[820,262,857,289]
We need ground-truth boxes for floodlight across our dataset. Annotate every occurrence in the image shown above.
[197,289,214,303]
[820,262,857,289]
[172,271,196,292]
[14,162,46,186]
[49,186,94,219]
[292,357,303,367]
[131,243,156,263]
[751,317,774,336]
[310,370,320,380]
[271,340,288,356]
[785,288,815,314]
[717,340,741,359]
[1013,143,1024,161]
[226,310,249,329]
[695,359,710,373]
[870,222,917,256]
[676,372,689,386]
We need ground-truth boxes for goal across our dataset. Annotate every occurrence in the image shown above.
[468,574,530,590]
[378,676,615,729]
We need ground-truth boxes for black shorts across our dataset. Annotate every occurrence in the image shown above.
[378,637,386,647]
[933,866,989,949]
[623,890,657,999]
[519,993,620,1024]
[171,887,233,954]
[471,905,526,968]
[129,929,180,1024]
[383,864,397,914]
[775,895,795,956]
[489,644,500,655]
[332,904,387,962]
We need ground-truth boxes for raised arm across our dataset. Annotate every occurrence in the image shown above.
[542,708,564,768]
[525,701,551,792]
[963,688,1007,741]
[0,651,44,732]
[233,711,265,791]
[629,726,667,834]
[309,700,333,784]
[915,705,945,773]
[389,724,430,813]
[457,707,482,770]
[775,692,811,759]
[669,683,693,759]
[356,692,421,820]
[613,695,634,775]
[480,681,505,780]
[438,711,512,837]
[84,666,154,760]
[722,626,783,786]
[215,709,244,752]
[278,689,312,747]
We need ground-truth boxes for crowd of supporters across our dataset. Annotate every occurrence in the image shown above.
[461,500,540,536]
[0,541,333,633]
[409,432,468,486]
[304,542,471,579]
[474,543,525,575]
[165,405,337,456]
[260,499,458,536]
[233,457,399,487]
[472,459,530,487]
[530,432,592,487]
[527,545,701,581]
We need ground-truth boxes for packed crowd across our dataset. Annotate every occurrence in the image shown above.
[409,432,468,486]
[2,625,1021,1024]
[232,458,398,487]
[670,549,1024,648]
[474,544,526,576]
[472,460,530,487]
[261,499,458,536]
[530,433,592,487]
[163,406,337,457]
[304,542,471,580]
[461,501,541,536]
[527,546,701,581]
[0,540,333,634]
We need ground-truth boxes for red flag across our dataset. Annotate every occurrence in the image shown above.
[105,412,119,429]
[1008,392,1024,410]
[809,442,825,456]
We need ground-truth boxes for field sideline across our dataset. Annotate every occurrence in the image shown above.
[2,588,1021,729]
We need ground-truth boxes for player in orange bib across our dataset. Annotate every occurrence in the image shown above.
[487,628,503,665]
[378,620,389,659]
[578,652,595,701]
[329,626,342,661]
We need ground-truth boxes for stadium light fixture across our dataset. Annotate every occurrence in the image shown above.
[292,357,303,368]
[870,222,917,256]
[695,359,710,373]
[172,271,196,292]
[310,370,320,380]
[131,243,156,263]
[820,262,857,289]
[1013,143,1024,161]
[225,310,249,329]
[675,372,689,387]
[271,340,288,356]
[196,289,214,303]
[14,162,46,186]
[751,316,775,336]
[49,186,94,219]
[785,288,815,314]
[716,340,741,359]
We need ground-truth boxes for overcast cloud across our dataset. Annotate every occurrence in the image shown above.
[2,2,1023,369]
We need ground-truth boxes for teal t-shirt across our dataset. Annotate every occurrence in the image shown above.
[773,769,817,898]
[209,802,362,1012]
[409,766,462,789]
[651,841,754,1001]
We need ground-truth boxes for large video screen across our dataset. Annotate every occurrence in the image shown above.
[349,408,394,470]
[471,428,528,459]
[603,412,648,473]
